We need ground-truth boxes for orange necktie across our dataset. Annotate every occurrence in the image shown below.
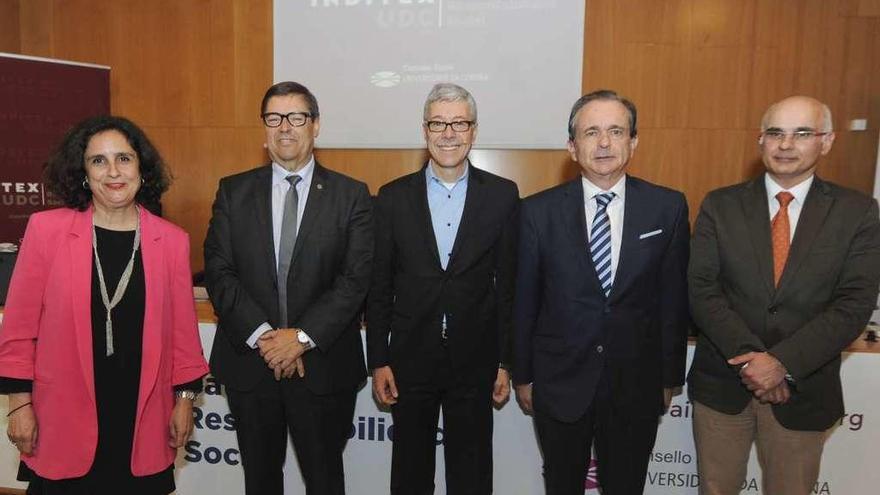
[771,191,795,286]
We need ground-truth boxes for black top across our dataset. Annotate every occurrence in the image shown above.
[1,227,203,495]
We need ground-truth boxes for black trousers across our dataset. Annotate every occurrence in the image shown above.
[534,371,659,495]
[390,352,495,495]
[226,375,357,495]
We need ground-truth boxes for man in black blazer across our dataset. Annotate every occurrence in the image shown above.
[367,83,519,494]
[688,96,880,495]
[204,81,373,495]
[512,90,690,494]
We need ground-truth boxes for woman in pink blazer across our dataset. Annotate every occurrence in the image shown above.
[0,116,209,494]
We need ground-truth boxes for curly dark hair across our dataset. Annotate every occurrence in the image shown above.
[44,115,171,214]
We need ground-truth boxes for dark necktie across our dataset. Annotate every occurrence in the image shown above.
[277,174,302,327]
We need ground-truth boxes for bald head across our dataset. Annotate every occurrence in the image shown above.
[761,96,833,133]
[758,95,835,189]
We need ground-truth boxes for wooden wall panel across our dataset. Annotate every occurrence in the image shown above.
[870,21,880,127]
[860,0,880,16]
[232,0,273,126]
[17,0,52,56]
[6,0,879,271]
[691,0,755,48]
[0,0,20,52]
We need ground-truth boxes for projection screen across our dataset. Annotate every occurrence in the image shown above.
[274,0,585,149]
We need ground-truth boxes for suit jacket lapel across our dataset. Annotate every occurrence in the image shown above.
[411,164,443,269]
[138,207,163,423]
[609,177,641,301]
[776,178,833,295]
[447,164,485,273]
[741,177,776,296]
[69,208,96,407]
[252,166,277,286]
[291,162,326,266]
[562,179,602,293]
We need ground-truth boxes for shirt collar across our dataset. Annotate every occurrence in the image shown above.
[425,160,469,187]
[582,174,626,204]
[765,173,813,206]
[272,156,315,186]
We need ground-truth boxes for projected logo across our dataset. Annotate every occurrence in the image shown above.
[370,71,401,88]
[585,458,599,490]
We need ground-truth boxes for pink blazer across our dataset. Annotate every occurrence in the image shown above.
[0,206,209,479]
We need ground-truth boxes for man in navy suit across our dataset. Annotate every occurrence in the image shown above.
[513,90,690,494]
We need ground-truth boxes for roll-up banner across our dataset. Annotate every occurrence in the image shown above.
[0,53,110,246]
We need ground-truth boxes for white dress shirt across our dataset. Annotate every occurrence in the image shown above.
[583,175,626,290]
[246,158,317,349]
[765,173,814,241]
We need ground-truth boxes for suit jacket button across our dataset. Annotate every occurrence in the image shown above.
[768,306,778,314]
[603,307,611,314]
[596,345,604,353]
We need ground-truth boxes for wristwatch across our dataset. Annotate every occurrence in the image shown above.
[297,329,313,352]
[175,390,198,401]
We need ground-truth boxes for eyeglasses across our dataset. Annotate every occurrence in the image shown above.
[262,112,312,128]
[581,127,630,140]
[760,130,829,142]
[424,120,475,133]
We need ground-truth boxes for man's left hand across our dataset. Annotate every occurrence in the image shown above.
[663,387,675,410]
[755,380,791,405]
[492,368,511,406]
[728,352,786,392]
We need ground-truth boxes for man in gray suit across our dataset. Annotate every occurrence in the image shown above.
[687,95,880,495]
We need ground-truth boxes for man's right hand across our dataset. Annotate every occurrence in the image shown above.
[257,329,279,355]
[372,366,399,406]
[258,331,305,380]
[515,383,533,415]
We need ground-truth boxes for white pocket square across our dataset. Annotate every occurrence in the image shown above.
[639,229,663,240]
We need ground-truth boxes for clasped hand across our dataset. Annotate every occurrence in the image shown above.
[728,351,790,404]
[258,329,306,380]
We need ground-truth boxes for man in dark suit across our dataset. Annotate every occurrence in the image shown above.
[512,89,690,495]
[688,96,880,495]
[204,81,373,495]
[367,83,519,494]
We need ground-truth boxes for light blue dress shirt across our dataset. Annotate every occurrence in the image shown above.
[426,162,468,270]
[426,162,468,338]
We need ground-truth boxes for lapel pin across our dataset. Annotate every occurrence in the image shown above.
[316,183,323,190]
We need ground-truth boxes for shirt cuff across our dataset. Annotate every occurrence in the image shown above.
[298,329,316,350]
[246,322,274,349]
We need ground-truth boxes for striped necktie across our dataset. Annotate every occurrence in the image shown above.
[590,192,615,297]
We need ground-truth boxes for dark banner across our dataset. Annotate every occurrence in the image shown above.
[0,53,110,245]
